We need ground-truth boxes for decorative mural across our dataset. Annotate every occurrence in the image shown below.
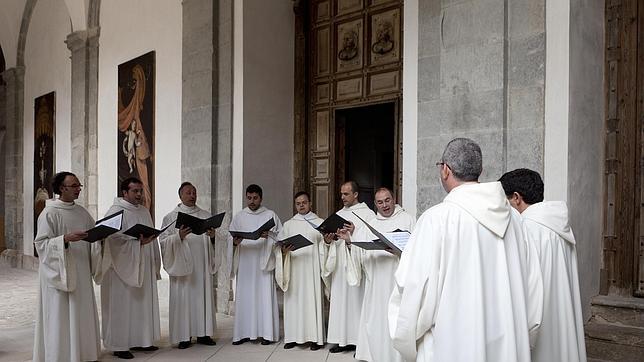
[117,51,155,217]
[33,91,55,236]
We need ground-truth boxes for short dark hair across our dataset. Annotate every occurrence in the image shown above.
[343,181,359,194]
[294,191,310,201]
[120,177,143,193]
[178,182,194,195]
[246,184,263,198]
[52,172,76,196]
[499,168,544,204]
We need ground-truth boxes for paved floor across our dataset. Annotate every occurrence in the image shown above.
[0,267,357,362]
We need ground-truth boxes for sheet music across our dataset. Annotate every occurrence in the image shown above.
[96,212,122,230]
[383,231,411,251]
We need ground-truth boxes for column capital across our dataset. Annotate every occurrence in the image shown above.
[1,66,25,84]
[65,27,100,53]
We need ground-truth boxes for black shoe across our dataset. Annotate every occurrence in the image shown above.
[345,344,356,351]
[310,343,323,351]
[113,351,134,359]
[197,336,216,346]
[232,338,250,345]
[130,345,159,351]
[260,338,273,345]
[329,344,343,353]
[178,341,192,349]
[283,342,297,349]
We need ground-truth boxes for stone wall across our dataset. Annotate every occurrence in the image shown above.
[416,0,545,214]
[568,0,604,320]
[182,0,235,314]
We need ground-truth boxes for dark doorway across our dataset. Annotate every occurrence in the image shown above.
[335,102,396,211]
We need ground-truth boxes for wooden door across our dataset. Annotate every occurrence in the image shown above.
[603,0,644,297]
[298,0,403,217]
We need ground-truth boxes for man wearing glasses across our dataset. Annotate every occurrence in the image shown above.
[32,172,101,362]
[388,138,543,362]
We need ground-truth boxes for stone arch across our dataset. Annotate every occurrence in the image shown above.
[16,0,38,68]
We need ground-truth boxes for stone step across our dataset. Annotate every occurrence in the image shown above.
[586,296,644,361]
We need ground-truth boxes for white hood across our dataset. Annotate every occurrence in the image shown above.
[376,204,404,220]
[522,201,576,244]
[444,182,511,238]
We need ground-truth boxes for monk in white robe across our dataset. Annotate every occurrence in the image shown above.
[159,182,221,349]
[33,172,100,362]
[275,192,328,350]
[500,169,586,362]
[389,138,542,362]
[229,184,282,345]
[348,188,415,362]
[322,181,374,353]
[93,177,161,359]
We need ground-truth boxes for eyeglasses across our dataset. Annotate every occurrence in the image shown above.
[63,184,83,189]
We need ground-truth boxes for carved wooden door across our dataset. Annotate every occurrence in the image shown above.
[303,0,403,217]
[603,0,644,297]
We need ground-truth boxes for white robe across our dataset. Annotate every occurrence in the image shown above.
[322,202,375,346]
[229,206,282,341]
[349,205,415,362]
[522,201,586,362]
[274,212,327,345]
[388,182,543,362]
[94,197,161,351]
[33,199,101,362]
[159,203,222,344]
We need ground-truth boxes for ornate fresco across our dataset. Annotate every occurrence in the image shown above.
[117,51,155,218]
[33,91,55,236]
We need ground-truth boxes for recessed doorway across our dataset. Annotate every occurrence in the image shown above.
[334,102,396,211]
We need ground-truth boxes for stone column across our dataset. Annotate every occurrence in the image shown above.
[0,82,6,252]
[2,67,25,253]
[65,28,100,218]
[182,0,234,314]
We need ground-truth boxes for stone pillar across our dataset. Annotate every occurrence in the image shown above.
[182,0,234,314]
[415,0,546,212]
[65,28,100,218]
[0,81,6,252]
[2,67,25,253]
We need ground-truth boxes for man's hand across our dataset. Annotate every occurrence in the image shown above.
[260,231,269,239]
[281,244,294,255]
[336,228,351,242]
[233,236,243,246]
[206,227,217,239]
[179,225,192,240]
[323,233,336,244]
[342,221,355,235]
[63,231,88,242]
[139,234,156,245]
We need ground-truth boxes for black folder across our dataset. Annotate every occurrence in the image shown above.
[175,211,225,235]
[83,210,123,243]
[314,213,350,234]
[277,234,313,251]
[229,218,275,240]
[352,212,410,255]
[123,223,172,238]
[351,240,389,250]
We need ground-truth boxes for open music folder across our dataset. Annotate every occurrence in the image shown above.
[175,211,225,235]
[351,211,411,255]
[229,218,276,240]
[83,210,123,242]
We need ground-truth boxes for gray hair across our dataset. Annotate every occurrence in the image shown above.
[441,138,482,182]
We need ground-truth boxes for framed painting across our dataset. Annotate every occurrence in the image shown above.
[34,91,55,237]
[117,51,155,217]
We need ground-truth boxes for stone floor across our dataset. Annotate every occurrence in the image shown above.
[0,267,356,362]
